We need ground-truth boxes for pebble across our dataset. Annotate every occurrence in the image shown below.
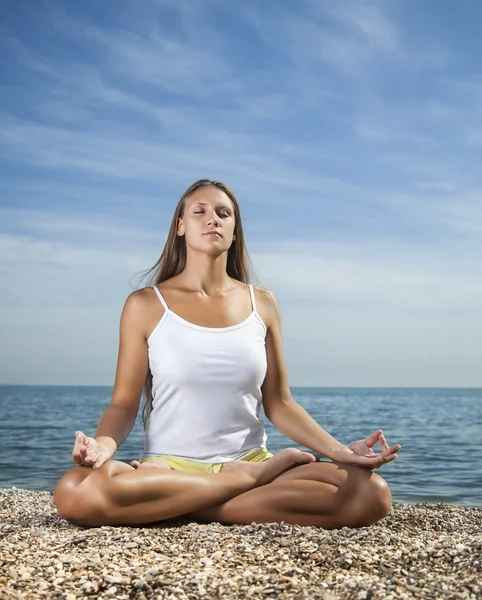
[0,488,480,599]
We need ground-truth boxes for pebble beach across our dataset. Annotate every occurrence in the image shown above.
[0,489,480,599]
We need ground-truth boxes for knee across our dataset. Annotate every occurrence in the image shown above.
[53,467,101,526]
[356,472,392,526]
[54,471,80,523]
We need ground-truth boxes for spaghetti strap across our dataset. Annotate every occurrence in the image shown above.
[152,285,169,311]
[248,284,257,312]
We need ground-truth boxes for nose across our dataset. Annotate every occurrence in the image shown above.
[206,210,220,227]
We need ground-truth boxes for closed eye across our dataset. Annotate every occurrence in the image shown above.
[194,210,229,218]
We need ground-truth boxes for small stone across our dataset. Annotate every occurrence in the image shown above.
[133,579,148,590]
[60,554,73,563]
[104,574,123,585]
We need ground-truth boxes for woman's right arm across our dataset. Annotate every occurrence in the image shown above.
[72,291,149,468]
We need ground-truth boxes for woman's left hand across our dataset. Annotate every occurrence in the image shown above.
[335,430,401,470]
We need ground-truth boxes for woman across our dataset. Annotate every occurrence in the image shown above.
[54,179,401,529]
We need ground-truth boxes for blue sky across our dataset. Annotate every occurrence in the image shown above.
[1,0,481,386]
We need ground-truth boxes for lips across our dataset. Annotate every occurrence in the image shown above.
[204,231,222,237]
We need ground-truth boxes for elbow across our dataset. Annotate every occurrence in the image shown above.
[264,396,295,423]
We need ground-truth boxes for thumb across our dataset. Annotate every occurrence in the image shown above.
[364,430,382,448]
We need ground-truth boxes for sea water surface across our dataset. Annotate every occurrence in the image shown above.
[0,385,481,506]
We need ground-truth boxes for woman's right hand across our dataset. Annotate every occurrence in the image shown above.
[72,431,113,469]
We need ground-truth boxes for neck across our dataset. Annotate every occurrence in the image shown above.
[178,252,233,295]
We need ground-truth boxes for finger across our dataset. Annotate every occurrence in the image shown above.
[383,444,401,456]
[72,432,84,463]
[80,436,94,455]
[76,435,89,456]
[83,443,98,460]
[92,457,106,470]
[73,431,83,451]
[83,452,97,466]
[376,454,398,467]
[379,432,390,452]
[80,444,98,465]
[365,430,383,448]
[363,452,398,469]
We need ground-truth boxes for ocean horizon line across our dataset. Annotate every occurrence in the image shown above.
[1,382,481,390]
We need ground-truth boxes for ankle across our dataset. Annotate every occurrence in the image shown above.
[238,468,258,489]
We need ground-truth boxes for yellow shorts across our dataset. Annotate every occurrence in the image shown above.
[139,447,274,473]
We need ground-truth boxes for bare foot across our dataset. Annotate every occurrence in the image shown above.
[223,448,316,487]
[130,460,173,471]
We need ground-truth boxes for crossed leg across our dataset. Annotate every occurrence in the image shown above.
[54,450,391,529]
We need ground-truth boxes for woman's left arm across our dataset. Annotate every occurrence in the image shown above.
[259,289,401,470]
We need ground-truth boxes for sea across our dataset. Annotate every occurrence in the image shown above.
[0,385,481,506]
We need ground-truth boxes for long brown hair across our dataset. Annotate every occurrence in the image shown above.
[140,179,255,427]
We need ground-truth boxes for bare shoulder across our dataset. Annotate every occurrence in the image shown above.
[252,285,280,329]
[123,287,152,312]
[121,287,164,337]
[253,285,278,307]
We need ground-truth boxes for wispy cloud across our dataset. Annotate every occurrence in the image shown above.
[245,0,400,79]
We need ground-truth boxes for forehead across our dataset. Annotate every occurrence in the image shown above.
[186,186,232,208]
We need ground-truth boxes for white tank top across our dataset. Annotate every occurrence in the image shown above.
[143,284,268,462]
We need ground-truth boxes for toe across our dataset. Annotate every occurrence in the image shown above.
[300,451,316,463]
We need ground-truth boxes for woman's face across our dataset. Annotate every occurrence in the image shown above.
[178,187,236,255]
